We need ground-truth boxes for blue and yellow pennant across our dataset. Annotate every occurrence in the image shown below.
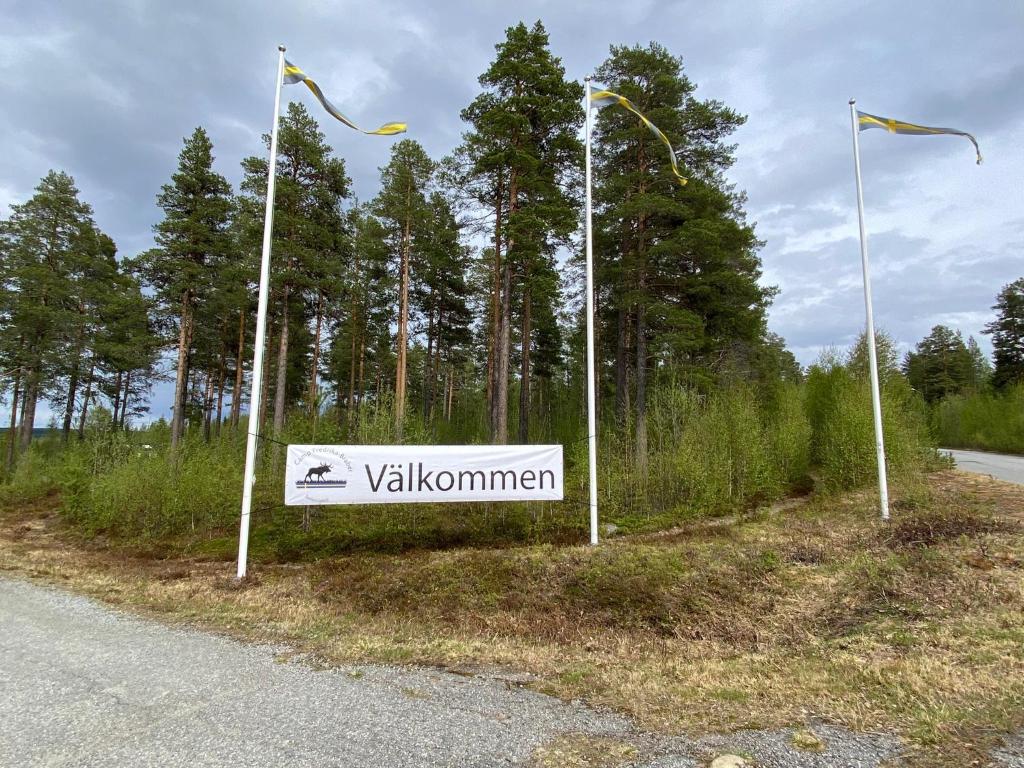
[857,110,981,164]
[591,88,687,185]
[283,59,406,136]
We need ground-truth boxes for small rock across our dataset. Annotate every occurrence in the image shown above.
[709,755,748,768]
[791,728,826,752]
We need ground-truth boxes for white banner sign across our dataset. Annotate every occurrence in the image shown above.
[284,444,564,505]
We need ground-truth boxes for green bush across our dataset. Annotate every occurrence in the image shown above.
[931,385,1024,454]
[2,347,938,557]
[806,356,933,491]
[64,437,244,538]
[595,380,811,526]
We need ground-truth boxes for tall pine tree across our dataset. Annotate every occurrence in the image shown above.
[240,103,350,440]
[136,127,233,451]
[455,21,583,443]
[373,139,434,438]
[0,171,102,451]
[592,43,769,466]
[985,277,1024,390]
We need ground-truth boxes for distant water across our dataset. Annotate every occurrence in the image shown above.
[0,428,53,437]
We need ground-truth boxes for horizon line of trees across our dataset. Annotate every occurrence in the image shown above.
[4,22,1019,476]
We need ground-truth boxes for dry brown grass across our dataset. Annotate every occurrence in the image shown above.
[530,734,638,768]
[1,470,1022,768]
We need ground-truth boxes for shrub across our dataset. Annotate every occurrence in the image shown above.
[806,356,932,491]
[932,385,1024,454]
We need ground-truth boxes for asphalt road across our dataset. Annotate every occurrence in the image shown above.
[942,448,1024,485]
[0,578,920,768]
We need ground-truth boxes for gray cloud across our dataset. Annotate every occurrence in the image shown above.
[2,0,1022,425]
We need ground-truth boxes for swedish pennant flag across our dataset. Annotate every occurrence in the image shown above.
[283,59,406,136]
[857,110,981,164]
[590,88,686,185]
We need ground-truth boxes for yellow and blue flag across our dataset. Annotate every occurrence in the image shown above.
[591,88,686,185]
[857,111,981,164]
[283,60,406,136]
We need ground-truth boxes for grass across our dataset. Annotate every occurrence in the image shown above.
[1,470,1022,767]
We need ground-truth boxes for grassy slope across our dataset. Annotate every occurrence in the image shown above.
[1,471,1022,767]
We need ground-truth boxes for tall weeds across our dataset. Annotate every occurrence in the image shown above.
[931,385,1024,454]
[2,358,937,556]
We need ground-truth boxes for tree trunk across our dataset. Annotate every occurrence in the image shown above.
[17,365,39,452]
[18,370,29,446]
[615,302,629,426]
[5,368,21,472]
[272,284,290,441]
[309,290,323,416]
[518,284,531,444]
[347,311,358,426]
[215,357,226,438]
[77,357,95,439]
[493,172,517,445]
[486,173,503,437]
[111,370,124,427]
[357,328,366,413]
[429,309,443,424]
[259,322,274,435]
[62,319,86,442]
[635,299,648,473]
[230,310,246,429]
[493,256,512,445]
[423,299,436,423]
[120,370,131,430]
[633,149,650,470]
[170,293,192,452]
[395,183,413,440]
[202,372,214,442]
[445,364,454,421]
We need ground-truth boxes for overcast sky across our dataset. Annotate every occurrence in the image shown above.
[2,0,1022,424]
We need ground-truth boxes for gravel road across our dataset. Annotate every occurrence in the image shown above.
[2,577,1018,767]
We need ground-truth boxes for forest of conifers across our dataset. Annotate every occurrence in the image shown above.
[1,27,781,456]
[11,23,1021,548]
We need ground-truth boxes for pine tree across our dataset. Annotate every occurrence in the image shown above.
[591,43,769,466]
[136,127,233,451]
[414,192,473,424]
[240,103,350,440]
[93,267,160,432]
[985,278,1024,390]
[326,205,394,429]
[454,21,583,443]
[57,226,120,440]
[848,330,901,385]
[902,325,975,403]
[372,139,434,438]
[0,171,100,451]
[966,336,992,390]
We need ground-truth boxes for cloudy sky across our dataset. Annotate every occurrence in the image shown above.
[2,0,1022,423]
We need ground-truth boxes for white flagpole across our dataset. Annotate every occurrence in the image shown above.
[584,76,599,545]
[236,45,287,580]
[848,98,890,522]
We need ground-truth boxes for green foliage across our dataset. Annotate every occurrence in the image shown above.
[63,437,244,538]
[0,170,142,447]
[903,325,981,403]
[932,385,1024,454]
[6,354,934,557]
[806,352,932,491]
[984,277,1024,390]
[591,381,810,527]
